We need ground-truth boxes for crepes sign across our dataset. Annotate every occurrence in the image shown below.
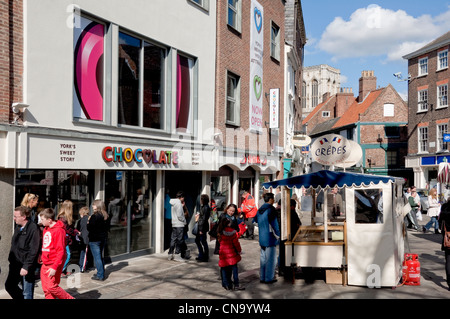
[311,134,351,166]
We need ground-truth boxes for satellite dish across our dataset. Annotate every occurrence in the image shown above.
[291,134,312,147]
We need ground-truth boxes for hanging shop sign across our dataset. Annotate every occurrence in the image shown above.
[311,134,351,166]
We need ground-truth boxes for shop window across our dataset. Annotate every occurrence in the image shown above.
[176,54,196,134]
[73,16,105,121]
[355,189,383,224]
[118,32,166,129]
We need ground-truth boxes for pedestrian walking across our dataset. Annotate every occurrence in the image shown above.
[39,208,75,299]
[5,206,41,299]
[57,200,80,276]
[195,194,211,262]
[20,193,39,224]
[76,206,90,272]
[238,190,257,239]
[439,197,450,290]
[217,217,244,291]
[408,190,420,230]
[168,191,187,262]
[87,200,110,281]
[424,188,441,234]
[254,192,280,284]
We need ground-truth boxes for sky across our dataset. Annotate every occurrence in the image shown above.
[302,0,450,100]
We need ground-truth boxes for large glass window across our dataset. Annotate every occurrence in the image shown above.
[118,32,165,129]
[176,54,195,134]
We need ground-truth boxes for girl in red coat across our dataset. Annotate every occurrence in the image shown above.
[217,217,245,291]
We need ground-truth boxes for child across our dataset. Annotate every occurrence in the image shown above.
[77,206,90,272]
[217,217,245,291]
[39,208,75,299]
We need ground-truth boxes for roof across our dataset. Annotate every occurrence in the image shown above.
[403,31,450,59]
[333,88,383,128]
[302,96,334,126]
[262,170,403,190]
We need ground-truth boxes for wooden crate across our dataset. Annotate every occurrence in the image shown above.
[325,269,346,285]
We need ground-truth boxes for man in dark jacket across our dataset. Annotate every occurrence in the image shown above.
[439,198,450,290]
[5,206,41,299]
[254,193,280,284]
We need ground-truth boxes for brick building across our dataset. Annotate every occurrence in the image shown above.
[302,71,410,178]
[403,31,450,189]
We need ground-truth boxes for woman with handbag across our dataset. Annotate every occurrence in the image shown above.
[195,194,211,262]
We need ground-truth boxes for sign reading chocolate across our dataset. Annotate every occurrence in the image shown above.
[102,146,179,165]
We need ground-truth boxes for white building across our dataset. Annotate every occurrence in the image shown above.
[302,64,341,119]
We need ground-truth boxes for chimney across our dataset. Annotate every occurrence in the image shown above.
[359,70,377,103]
[335,87,354,117]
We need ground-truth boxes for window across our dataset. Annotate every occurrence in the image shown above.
[73,16,105,121]
[383,103,394,117]
[176,54,195,134]
[355,189,383,224]
[189,0,209,11]
[270,22,280,61]
[419,57,428,76]
[387,151,398,166]
[385,126,400,138]
[438,84,448,108]
[322,111,330,118]
[437,124,448,152]
[302,81,307,109]
[312,80,319,108]
[418,89,428,112]
[226,72,240,126]
[118,32,166,129]
[227,0,241,32]
[438,50,448,70]
[419,126,428,153]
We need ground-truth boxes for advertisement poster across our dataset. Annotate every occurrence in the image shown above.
[249,0,264,133]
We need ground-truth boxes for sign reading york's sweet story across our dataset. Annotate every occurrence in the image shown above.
[249,0,264,134]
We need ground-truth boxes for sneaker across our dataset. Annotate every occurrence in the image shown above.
[173,254,186,262]
[168,254,174,261]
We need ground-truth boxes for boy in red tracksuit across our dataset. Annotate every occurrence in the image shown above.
[39,208,75,299]
[238,190,257,239]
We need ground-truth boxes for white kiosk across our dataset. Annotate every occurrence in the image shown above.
[263,170,406,287]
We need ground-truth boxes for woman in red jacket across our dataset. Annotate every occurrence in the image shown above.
[217,217,245,291]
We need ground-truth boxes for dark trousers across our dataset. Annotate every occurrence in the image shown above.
[195,233,209,260]
[169,227,185,255]
[5,262,36,299]
[446,249,450,287]
[245,217,254,238]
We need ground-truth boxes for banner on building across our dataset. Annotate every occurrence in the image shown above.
[249,0,264,134]
[269,88,279,129]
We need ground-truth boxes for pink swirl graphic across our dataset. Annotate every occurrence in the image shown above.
[74,23,104,121]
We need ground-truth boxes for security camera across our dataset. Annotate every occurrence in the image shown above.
[393,72,402,78]
[11,103,29,113]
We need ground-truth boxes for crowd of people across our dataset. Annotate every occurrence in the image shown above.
[4,194,110,299]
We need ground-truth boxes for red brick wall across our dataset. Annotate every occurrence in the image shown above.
[215,0,285,153]
[0,0,23,124]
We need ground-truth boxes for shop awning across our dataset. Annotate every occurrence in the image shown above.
[263,170,403,190]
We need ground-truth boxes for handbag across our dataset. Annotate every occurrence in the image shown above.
[444,224,450,248]
[192,222,199,236]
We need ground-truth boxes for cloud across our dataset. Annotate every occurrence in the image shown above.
[317,4,450,62]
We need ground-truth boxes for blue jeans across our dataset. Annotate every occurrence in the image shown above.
[221,264,239,288]
[260,246,277,282]
[195,233,209,260]
[5,262,35,299]
[425,216,440,231]
[89,240,105,279]
[63,245,71,272]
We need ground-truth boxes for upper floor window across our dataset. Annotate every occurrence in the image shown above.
[227,0,242,32]
[322,111,330,118]
[73,16,105,122]
[419,126,428,153]
[189,0,209,11]
[312,80,319,108]
[419,57,428,76]
[438,84,448,108]
[226,71,240,126]
[176,54,196,134]
[438,50,448,71]
[418,89,428,112]
[270,22,280,61]
[118,32,166,130]
[302,81,307,109]
[437,123,448,152]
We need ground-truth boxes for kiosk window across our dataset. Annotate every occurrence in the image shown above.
[355,189,383,224]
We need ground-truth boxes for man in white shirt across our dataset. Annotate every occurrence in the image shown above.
[168,191,187,262]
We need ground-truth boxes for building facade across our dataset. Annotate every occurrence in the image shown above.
[303,71,410,179]
[404,32,450,189]
[0,0,218,285]
[302,64,341,120]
